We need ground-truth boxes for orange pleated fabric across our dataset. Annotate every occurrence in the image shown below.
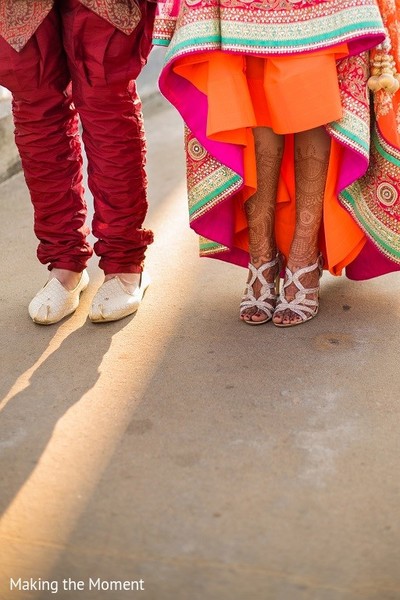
[173,45,367,274]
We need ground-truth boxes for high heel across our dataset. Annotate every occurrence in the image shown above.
[273,254,323,327]
[240,255,281,325]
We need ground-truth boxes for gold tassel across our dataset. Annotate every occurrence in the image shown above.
[368,35,400,94]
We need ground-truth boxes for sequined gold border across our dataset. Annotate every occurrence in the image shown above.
[341,126,400,263]
[161,0,384,63]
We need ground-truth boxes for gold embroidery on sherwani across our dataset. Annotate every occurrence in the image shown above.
[0,0,142,51]
[0,0,53,51]
[79,0,142,34]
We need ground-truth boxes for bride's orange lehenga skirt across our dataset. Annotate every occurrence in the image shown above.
[173,46,367,274]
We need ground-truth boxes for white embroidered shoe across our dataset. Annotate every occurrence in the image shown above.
[89,271,150,323]
[28,270,89,325]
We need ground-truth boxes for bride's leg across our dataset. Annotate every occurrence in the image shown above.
[273,126,330,326]
[241,126,284,323]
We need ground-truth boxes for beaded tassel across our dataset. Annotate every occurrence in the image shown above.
[368,36,400,94]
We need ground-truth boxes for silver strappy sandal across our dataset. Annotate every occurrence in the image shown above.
[273,254,323,327]
[240,256,280,325]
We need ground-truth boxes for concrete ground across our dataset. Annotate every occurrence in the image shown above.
[1,91,400,600]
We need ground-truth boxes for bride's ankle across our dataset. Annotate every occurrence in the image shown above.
[286,253,319,271]
[250,250,277,265]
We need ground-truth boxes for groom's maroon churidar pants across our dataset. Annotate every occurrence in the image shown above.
[0,0,156,273]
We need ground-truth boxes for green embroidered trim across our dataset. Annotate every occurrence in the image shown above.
[373,130,400,168]
[153,38,170,46]
[331,122,369,153]
[199,238,229,255]
[164,4,384,63]
[221,22,381,49]
[341,187,400,261]
[189,174,242,217]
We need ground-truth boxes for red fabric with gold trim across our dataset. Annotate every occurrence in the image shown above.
[0,0,53,51]
[79,0,142,35]
[0,0,142,51]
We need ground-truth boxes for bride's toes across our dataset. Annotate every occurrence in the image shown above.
[250,309,268,323]
[240,307,264,323]
[284,310,301,326]
[273,306,289,324]
[240,308,254,321]
[272,312,282,324]
[274,308,293,325]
